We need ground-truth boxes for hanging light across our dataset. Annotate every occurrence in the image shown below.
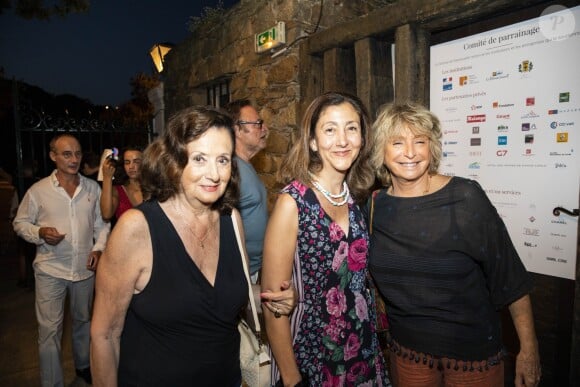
[149,43,174,73]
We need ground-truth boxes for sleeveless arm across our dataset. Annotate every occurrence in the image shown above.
[261,193,302,386]
[90,209,152,386]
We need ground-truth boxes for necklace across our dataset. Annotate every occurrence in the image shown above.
[311,178,350,206]
[174,202,215,248]
[191,221,214,248]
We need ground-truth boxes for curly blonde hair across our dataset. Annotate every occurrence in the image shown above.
[371,102,442,186]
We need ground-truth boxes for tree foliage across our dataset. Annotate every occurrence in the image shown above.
[0,0,89,20]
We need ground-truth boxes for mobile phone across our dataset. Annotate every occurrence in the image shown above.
[111,147,119,161]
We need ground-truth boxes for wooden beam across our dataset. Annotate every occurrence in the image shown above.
[308,0,552,54]
[354,37,394,119]
[323,47,356,94]
[394,24,430,105]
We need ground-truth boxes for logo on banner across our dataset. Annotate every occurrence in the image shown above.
[555,162,567,168]
[459,74,479,85]
[556,132,568,142]
[493,101,515,108]
[497,114,510,119]
[442,77,453,91]
[523,227,540,236]
[518,60,533,73]
[468,162,481,169]
[470,138,482,146]
[444,130,459,134]
[525,134,534,144]
[548,109,558,115]
[559,92,570,102]
[550,121,558,129]
[526,97,535,106]
[498,136,507,145]
[486,70,509,81]
[469,151,482,157]
[497,125,509,132]
[472,126,480,134]
[496,150,508,156]
[471,104,483,110]
[467,114,486,123]
[443,151,457,157]
[523,148,534,156]
[521,111,539,119]
[521,123,530,131]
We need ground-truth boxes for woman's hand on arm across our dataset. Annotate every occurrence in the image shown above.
[261,279,296,317]
[99,159,119,221]
[509,294,541,387]
[90,210,151,387]
[261,193,302,387]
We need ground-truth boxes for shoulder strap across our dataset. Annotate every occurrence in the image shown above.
[231,211,261,334]
[369,190,377,234]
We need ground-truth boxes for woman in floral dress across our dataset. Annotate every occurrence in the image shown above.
[262,92,390,387]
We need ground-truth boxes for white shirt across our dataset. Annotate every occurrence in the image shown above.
[13,170,110,281]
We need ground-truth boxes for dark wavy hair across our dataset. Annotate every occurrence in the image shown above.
[140,106,239,213]
[277,92,374,203]
[113,145,144,186]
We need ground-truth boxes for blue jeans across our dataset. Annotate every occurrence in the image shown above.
[34,270,94,387]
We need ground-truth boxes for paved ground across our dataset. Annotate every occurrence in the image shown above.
[0,238,89,386]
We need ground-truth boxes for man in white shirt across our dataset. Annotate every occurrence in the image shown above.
[13,134,110,386]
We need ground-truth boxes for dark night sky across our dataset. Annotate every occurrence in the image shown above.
[0,0,238,106]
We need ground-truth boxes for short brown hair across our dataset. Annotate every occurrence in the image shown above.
[140,106,239,213]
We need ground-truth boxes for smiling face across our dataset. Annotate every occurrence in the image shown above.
[310,102,362,176]
[123,150,143,179]
[181,126,234,208]
[383,125,431,184]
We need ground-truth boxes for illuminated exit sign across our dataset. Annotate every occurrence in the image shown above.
[255,22,286,53]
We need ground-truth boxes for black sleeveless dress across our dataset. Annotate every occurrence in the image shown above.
[118,201,247,386]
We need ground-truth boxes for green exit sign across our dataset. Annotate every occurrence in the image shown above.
[255,22,286,53]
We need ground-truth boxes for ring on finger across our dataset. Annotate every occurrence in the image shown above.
[274,308,281,318]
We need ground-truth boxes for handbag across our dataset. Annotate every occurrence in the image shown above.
[232,212,271,387]
[368,190,389,340]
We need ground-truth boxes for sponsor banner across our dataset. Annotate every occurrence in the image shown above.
[431,6,580,279]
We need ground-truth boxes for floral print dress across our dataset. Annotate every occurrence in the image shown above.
[271,180,389,387]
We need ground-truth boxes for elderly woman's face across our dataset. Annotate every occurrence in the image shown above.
[181,126,233,207]
[384,125,430,182]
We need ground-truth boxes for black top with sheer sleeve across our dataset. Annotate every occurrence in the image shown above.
[368,176,532,361]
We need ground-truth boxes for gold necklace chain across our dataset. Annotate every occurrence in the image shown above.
[174,202,216,249]
[190,216,216,249]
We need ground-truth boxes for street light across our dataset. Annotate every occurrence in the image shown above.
[149,43,173,73]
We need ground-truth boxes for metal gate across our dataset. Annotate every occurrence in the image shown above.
[11,80,154,198]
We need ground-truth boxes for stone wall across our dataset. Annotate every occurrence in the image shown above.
[163,0,390,207]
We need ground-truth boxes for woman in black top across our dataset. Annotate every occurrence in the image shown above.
[368,102,541,387]
[90,106,294,386]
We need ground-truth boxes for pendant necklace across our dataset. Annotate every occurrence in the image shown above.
[311,177,350,206]
[191,223,213,248]
[175,202,215,248]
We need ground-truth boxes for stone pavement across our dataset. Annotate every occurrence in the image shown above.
[0,238,89,386]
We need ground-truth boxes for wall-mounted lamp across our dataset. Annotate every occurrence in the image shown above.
[149,43,174,73]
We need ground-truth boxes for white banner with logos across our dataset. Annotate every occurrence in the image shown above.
[430,5,580,279]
